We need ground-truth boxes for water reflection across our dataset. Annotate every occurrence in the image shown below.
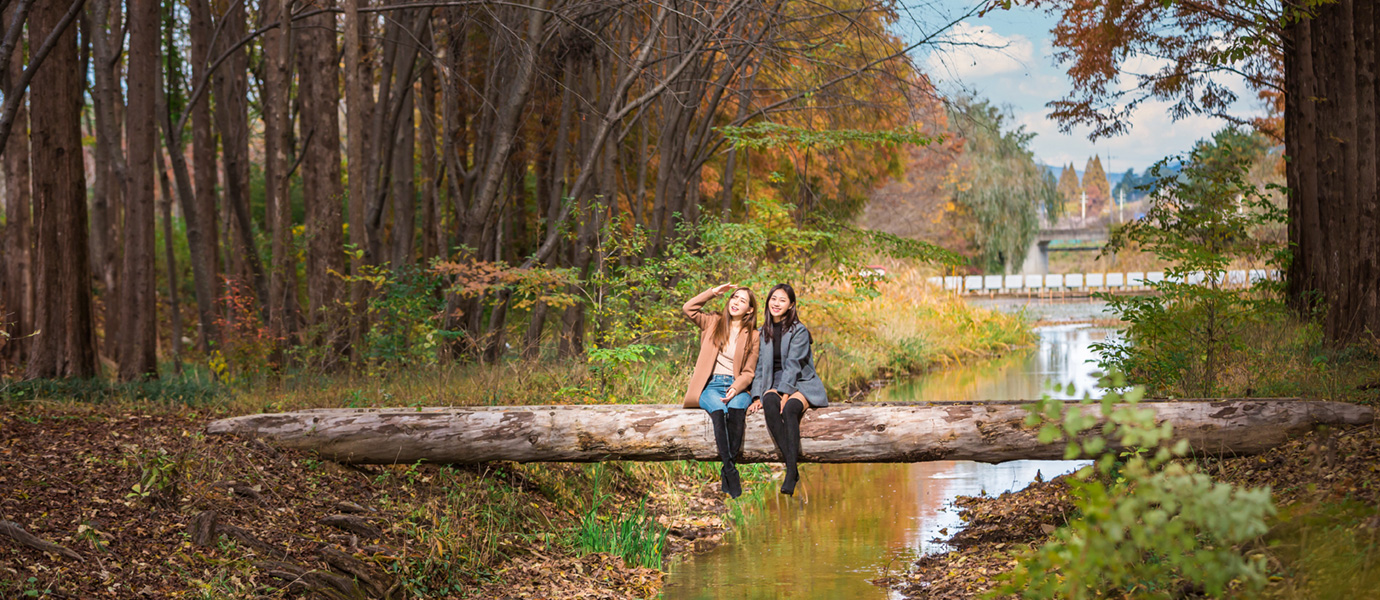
[662,315,1116,600]
[877,323,1117,403]
[662,458,1087,600]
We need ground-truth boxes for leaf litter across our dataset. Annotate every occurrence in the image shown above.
[0,405,743,598]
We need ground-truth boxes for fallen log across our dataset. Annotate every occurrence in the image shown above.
[205,400,1373,464]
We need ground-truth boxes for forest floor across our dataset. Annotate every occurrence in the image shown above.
[0,402,778,599]
[887,421,1380,599]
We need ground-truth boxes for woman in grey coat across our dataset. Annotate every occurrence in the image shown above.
[750,283,828,495]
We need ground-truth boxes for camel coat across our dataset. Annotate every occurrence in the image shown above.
[681,288,760,408]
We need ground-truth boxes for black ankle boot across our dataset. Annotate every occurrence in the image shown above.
[780,400,804,496]
[726,408,747,461]
[709,411,741,498]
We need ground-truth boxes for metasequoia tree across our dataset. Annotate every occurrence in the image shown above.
[1014,0,1377,343]
[211,0,265,310]
[1283,0,1380,344]
[1057,162,1081,215]
[1083,154,1109,215]
[186,0,222,352]
[0,2,32,365]
[116,0,160,381]
[296,1,345,363]
[25,0,96,379]
[89,0,126,358]
[0,0,965,377]
[265,0,298,344]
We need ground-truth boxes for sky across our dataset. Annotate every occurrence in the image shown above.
[896,1,1269,175]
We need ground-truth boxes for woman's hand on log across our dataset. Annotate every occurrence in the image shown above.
[747,399,761,415]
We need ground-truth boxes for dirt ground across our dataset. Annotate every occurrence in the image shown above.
[888,423,1380,599]
[0,406,735,599]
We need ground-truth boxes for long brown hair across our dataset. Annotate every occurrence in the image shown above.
[711,287,757,350]
[760,283,799,345]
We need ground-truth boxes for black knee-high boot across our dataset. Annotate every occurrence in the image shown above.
[761,391,786,455]
[780,398,805,496]
[709,410,741,498]
[726,408,747,462]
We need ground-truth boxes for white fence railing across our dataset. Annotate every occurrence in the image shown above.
[928,270,1280,294]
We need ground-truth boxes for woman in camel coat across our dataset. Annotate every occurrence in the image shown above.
[681,283,760,498]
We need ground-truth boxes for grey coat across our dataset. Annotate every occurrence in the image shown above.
[751,323,829,408]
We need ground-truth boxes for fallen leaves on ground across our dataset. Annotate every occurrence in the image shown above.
[0,405,728,598]
[471,552,662,599]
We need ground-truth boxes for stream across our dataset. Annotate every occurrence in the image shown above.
[660,299,1117,599]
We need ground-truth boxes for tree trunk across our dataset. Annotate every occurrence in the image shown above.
[188,0,221,351]
[1,2,31,365]
[157,148,183,374]
[85,0,113,304]
[297,4,346,364]
[418,45,441,262]
[364,5,426,265]
[88,0,124,360]
[116,0,159,381]
[1286,3,1380,343]
[211,0,266,313]
[205,400,1376,464]
[266,0,298,346]
[26,0,96,379]
[460,0,547,254]
[343,0,373,361]
[157,8,218,369]
[389,91,415,268]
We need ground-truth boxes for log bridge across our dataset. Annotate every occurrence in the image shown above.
[205,400,1374,465]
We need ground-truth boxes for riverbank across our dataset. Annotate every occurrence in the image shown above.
[0,404,780,598]
[1,266,1030,598]
[888,421,1380,599]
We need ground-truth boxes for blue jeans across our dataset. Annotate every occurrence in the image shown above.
[699,374,752,412]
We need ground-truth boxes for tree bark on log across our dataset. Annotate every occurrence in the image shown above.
[206,400,1374,464]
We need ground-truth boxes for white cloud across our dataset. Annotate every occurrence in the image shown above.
[925,21,1035,81]
[1018,99,1235,172]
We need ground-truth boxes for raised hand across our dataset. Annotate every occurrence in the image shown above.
[713,282,735,296]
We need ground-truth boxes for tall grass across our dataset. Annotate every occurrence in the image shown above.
[573,464,668,569]
[1259,501,1380,599]
[811,261,1031,398]
[573,498,667,569]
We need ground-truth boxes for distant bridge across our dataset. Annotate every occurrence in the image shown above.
[929,270,1280,297]
[1022,223,1112,275]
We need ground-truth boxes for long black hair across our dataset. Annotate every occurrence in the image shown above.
[760,283,800,346]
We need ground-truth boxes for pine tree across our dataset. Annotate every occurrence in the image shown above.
[1083,155,1111,216]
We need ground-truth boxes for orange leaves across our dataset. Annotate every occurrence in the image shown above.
[432,260,520,299]
[430,260,578,310]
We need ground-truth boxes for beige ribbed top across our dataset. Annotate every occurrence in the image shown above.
[711,327,739,376]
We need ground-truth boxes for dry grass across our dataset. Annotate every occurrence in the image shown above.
[3,262,1030,415]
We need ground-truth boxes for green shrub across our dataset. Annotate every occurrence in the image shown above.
[990,378,1275,599]
[1095,127,1287,397]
